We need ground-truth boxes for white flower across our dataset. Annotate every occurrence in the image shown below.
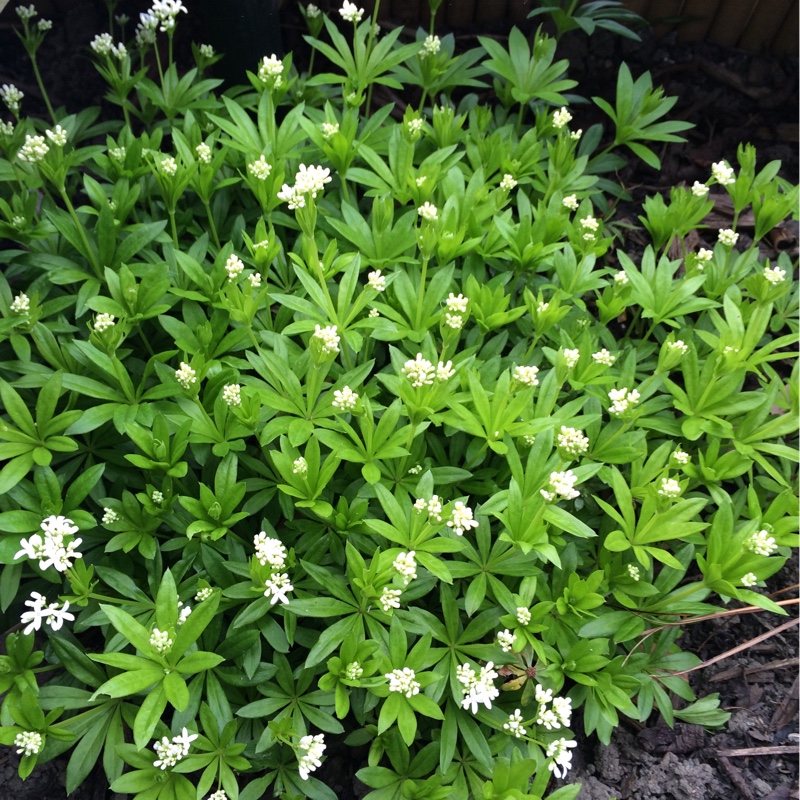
[110,146,126,161]
[368,308,380,318]
[198,44,215,58]
[297,733,326,780]
[38,599,71,632]
[18,134,49,163]
[161,156,178,177]
[563,348,580,369]
[535,684,553,705]
[16,5,37,21]
[195,586,213,602]
[516,607,531,626]
[667,339,688,356]
[247,155,272,180]
[504,709,527,738]
[592,348,615,366]
[608,387,641,417]
[278,164,332,208]
[15,515,82,573]
[150,627,173,654]
[402,353,435,387]
[339,0,364,23]
[135,11,158,45]
[293,456,308,476]
[367,270,386,292]
[264,573,293,605]
[447,501,478,536]
[420,34,441,57]
[546,738,577,779]
[392,551,417,585]
[102,507,119,524]
[178,603,192,625]
[562,194,579,211]
[248,272,262,288]
[581,215,599,232]
[306,4,321,19]
[417,201,438,222]
[513,365,539,387]
[343,661,363,680]
[196,142,212,164]
[225,254,244,282]
[427,495,443,521]
[407,118,424,136]
[332,385,359,411]
[45,125,68,146]
[496,629,516,653]
[1,83,24,113]
[500,173,517,191]
[764,265,786,285]
[408,464,422,475]
[94,313,115,332]
[696,247,713,264]
[741,572,758,587]
[151,0,188,32]
[413,498,427,513]
[745,529,778,557]
[386,667,419,697]
[627,563,641,581]
[175,362,197,389]
[672,448,690,465]
[718,228,739,247]
[540,470,580,502]
[91,32,114,55]
[445,313,464,329]
[458,662,499,714]
[657,478,681,499]
[10,293,30,313]
[523,434,537,446]
[711,161,735,186]
[20,592,75,635]
[552,696,572,727]
[614,270,629,286]
[14,730,43,756]
[321,121,339,140]
[111,42,127,59]
[207,792,227,800]
[153,727,197,770]
[445,293,468,313]
[380,587,402,612]
[313,324,340,355]
[222,383,242,407]
[258,54,284,86]
[692,181,709,197]
[553,107,572,129]
[557,426,589,457]
[254,532,287,569]
[570,129,582,140]
[0,120,14,137]
[436,360,456,381]
[151,490,164,504]
[537,301,549,314]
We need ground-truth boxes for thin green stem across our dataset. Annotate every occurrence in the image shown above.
[204,201,221,249]
[414,257,429,330]
[30,52,56,122]
[168,208,179,247]
[58,188,101,278]
[363,0,382,115]
[307,48,316,80]
[154,42,165,86]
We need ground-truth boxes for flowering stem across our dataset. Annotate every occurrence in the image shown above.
[58,188,102,278]
[154,41,165,86]
[168,208,179,247]
[307,48,316,80]
[29,52,56,122]
[203,201,221,249]
[363,0,382,116]
[414,256,429,330]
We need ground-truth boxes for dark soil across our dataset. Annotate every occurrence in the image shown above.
[0,3,797,799]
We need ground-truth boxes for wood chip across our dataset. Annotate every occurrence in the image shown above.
[717,745,800,757]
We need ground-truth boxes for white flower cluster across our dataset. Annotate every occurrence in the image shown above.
[500,173,517,191]
[513,365,539,387]
[14,729,43,756]
[150,627,173,654]
[339,0,364,23]
[444,292,468,329]
[90,33,127,59]
[321,121,340,140]
[446,501,479,536]
[0,83,24,114]
[332,386,358,411]
[503,709,527,738]
[534,684,573,730]
[367,270,386,292]
[516,606,531,625]
[540,470,580,502]
[102,508,119,524]
[496,629,516,652]
[562,194,579,211]
[150,0,188,32]
[18,134,49,163]
[175,361,197,389]
[153,727,197,770]
[46,125,68,147]
[161,156,178,177]
[711,160,735,186]
[667,339,688,356]
[592,348,616,366]
[563,348,580,369]
[11,293,30,313]
[718,228,739,247]
[386,667,420,698]
[379,586,402,611]
[764,265,786,285]
[196,586,213,602]
[392,551,417,585]
[672,448,690,465]
[608,387,640,417]
[196,142,212,164]
[198,44,215,58]
[553,107,572,129]
[264,572,293,605]
[15,515,83,573]
[297,733,326,780]
[293,456,308,476]
[414,494,442,520]
[278,164,332,209]
[745,529,778,557]
[225,254,244,282]
[696,248,713,267]
[177,601,192,626]
[313,324,340,355]
[258,54,284,86]
[657,477,681,499]
[254,532,286,569]
[457,662,499,714]
[16,4,37,21]
[741,572,758,587]
[557,426,589,457]
[94,313,115,332]
[306,4,321,19]
[627,563,641,581]
[152,490,164,504]
[546,737,577,778]
[401,353,454,387]
[222,383,241,407]
[692,180,709,197]
[417,201,438,221]
[20,591,75,635]
[407,118,424,136]
[420,34,441,57]
[247,155,272,180]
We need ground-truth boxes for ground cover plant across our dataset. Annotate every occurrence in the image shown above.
[0,1,798,799]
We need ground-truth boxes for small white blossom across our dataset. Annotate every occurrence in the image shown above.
[745,529,778,557]
[436,360,456,381]
[562,194,579,211]
[153,727,197,770]
[516,607,531,626]
[313,324,340,355]
[553,107,572,129]
[264,572,293,605]
[445,313,464,329]
[135,12,158,45]
[741,572,758,587]
[306,4,321,19]
[406,117,424,136]
[151,0,188,32]
[420,34,441,57]
[321,121,339,140]
[196,142,212,164]
[45,125,68,146]
[161,156,178,177]
[1,83,24,114]
[339,0,364,23]
[94,313,115,332]
[367,270,386,292]
[293,456,308,476]
[258,54,284,86]
[90,32,114,55]
[178,603,192,625]
[446,293,468,313]
[11,293,30,313]
[198,43,215,58]
[614,270,629,286]
[248,272,262,288]
[711,161,736,186]
[672,448,690,465]
[0,120,14,137]
[667,339,688,356]
[297,733,326,780]
[207,791,228,800]
[535,685,553,705]
[18,134,49,163]
[392,551,417,585]
[402,353,435,387]
[447,501,478,535]
[657,477,681,499]
[368,308,380,318]
[151,490,164,504]
[102,507,119,525]
[627,563,641,581]
[458,662,499,714]
[222,383,242,407]
[718,228,739,247]
[413,498,427,513]
[557,426,589,457]
[380,587,402,612]
[500,173,517,191]
[344,661,363,680]
[427,494,443,521]
[570,129,582,140]
[608,387,641,417]
[504,709,527,738]
[332,385,358,411]
[150,627,173,654]
[111,42,127,59]
[496,629,516,653]
[15,515,82,573]
[195,587,213,602]
[175,362,197,390]
[696,247,713,264]
[764,265,787,285]
[386,667,420,698]
[563,348,580,369]
[513,365,539,387]
[225,254,244,282]
[692,181,709,197]
[14,730,43,756]
[417,201,438,222]
[110,146,126,161]
[523,434,537,446]
[592,348,615,366]
[16,4,37,21]
[552,696,572,727]
[20,592,75,635]
[546,738,577,779]
[247,155,272,180]
[540,470,580,502]
[537,301,549,314]
[254,533,286,569]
